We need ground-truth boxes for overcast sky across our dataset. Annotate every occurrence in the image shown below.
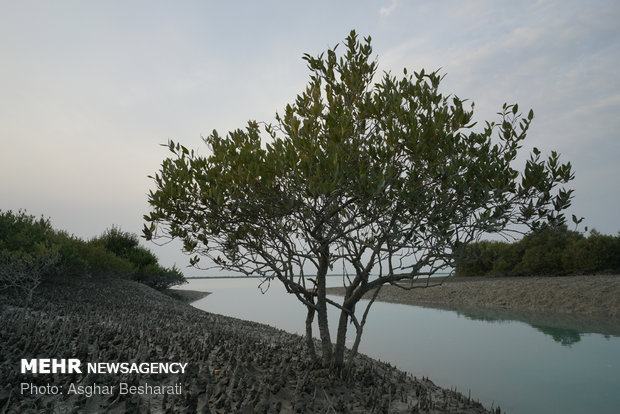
[1,0,618,275]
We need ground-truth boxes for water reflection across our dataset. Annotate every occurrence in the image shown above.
[530,325,582,345]
[412,302,620,346]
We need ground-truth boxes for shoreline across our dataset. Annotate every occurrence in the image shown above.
[163,287,211,303]
[2,276,493,413]
[326,274,620,320]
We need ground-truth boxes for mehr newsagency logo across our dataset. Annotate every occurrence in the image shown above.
[19,358,186,397]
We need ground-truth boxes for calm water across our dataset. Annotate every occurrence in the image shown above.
[177,277,620,414]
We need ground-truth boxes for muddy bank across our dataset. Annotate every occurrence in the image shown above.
[1,276,494,413]
[326,275,620,319]
[164,288,210,303]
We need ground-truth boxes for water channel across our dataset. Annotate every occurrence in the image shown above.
[177,277,620,414]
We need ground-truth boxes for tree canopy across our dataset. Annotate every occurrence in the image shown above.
[144,31,575,369]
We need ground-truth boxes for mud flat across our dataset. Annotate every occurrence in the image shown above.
[1,276,495,413]
[163,288,210,303]
[327,275,620,320]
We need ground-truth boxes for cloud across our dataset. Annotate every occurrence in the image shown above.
[374,0,620,235]
[379,0,398,18]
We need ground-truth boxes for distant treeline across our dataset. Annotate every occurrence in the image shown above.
[0,210,185,300]
[455,226,620,277]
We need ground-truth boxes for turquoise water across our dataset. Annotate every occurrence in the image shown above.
[178,277,620,414]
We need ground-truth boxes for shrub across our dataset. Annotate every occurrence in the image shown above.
[0,245,59,303]
[136,264,186,290]
[92,226,158,268]
[0,210,186,294]
[454,225,620,277]
[455,240,507,277]
[93,227,143,260]
[511,227,578,275]
[50,231,90,277]
[562,230,620,274]
[0,210,55,253]
[0,210,61,302]
[0,210,185,292]
[80,242,137,278]
[126,246,159,269]
[93,226,186,289]
[490,242,523,276]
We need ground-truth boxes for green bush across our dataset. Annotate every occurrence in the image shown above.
[562,230,620,274]
[92,226,185,289]
[92,226,157,267]
[51,231,90,277]
[490,242,522,276]
[80,242,136,278]
[126,246,158,269]
[0,210,55,253]
[1,210,186,291]
[0,246,59,303]
[135,263,186,290]
[511,227,581,275]
[454,240,507,277]
[455,225,619,277]
[0,211,61,299]
[39,230,135,279]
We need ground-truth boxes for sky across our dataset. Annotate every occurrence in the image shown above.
[1,0,618,276]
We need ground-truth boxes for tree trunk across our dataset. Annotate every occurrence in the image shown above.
[316,247,332,366]
[350,326,364,358]
[316,284,332,366]
[305,303,317,361]
[333,305,350,370]
[348,286,381,364]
